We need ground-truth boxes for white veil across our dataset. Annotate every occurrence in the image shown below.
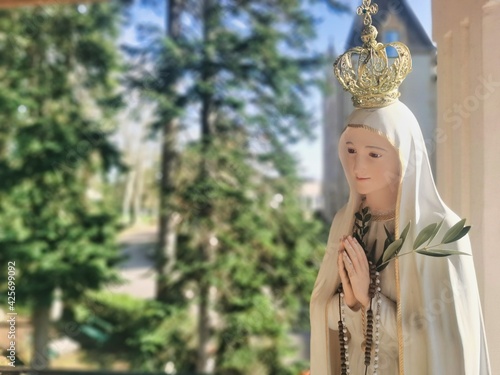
[310,100,490,374]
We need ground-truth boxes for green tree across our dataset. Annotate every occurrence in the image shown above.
[124,0,335,372]
[66,290,195,371]
[0,2,126,368]
[184,0,329,366]
[178,125,327,374]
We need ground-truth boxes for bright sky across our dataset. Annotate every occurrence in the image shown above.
[293,0,433,180]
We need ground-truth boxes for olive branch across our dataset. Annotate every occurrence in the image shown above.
[376,218,471,271]
[353,208,471,272]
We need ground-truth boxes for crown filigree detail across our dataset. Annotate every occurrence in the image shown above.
[333,0,412,108]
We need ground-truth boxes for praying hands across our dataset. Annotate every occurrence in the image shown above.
[337,235,371,310]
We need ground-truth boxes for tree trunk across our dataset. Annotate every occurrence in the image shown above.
[196,237,218,374]
[122,168,136,225]
[155,0,182,301]
[31,305,51,369]
[196,1,219,371]
[132,159,145,223]
[197,277,210,372]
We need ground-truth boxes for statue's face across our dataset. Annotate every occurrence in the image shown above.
[340,126,400,196]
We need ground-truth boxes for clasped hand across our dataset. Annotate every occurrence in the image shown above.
[337,235,371,310]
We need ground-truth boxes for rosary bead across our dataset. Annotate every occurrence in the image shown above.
[338,232,383,375]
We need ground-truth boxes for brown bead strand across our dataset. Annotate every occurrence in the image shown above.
[338,285,349,375]
[364,263,377,367]
[338,264,382,374]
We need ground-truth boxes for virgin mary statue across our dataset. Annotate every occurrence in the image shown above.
[309,1,491,374]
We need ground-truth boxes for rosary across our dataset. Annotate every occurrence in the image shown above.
[338,262,382,375]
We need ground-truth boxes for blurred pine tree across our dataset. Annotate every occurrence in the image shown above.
[125,0,334,373]
[0,1,126,368]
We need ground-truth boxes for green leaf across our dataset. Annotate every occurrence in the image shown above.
[416,249,471,257]
[365,214,372,222]
[442,219,467,244]
[399,221,411,242]
[413,223,437,249]
[355,212,363,221]
[447,226,471,244]
[382,238,403,263]
[415,249,449,257]
[426,218,444,245]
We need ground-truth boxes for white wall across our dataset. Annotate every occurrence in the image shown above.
[432,0,500,372]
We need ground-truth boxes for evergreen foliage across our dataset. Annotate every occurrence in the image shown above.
[0,0,344,371]
[68,290,195,371]
[0,1,126,366]
[122,0,332,372]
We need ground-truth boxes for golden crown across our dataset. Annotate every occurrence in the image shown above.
[334,0,412,108]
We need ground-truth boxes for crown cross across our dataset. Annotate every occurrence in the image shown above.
[357,0,379,26]
[333,0,412,108]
